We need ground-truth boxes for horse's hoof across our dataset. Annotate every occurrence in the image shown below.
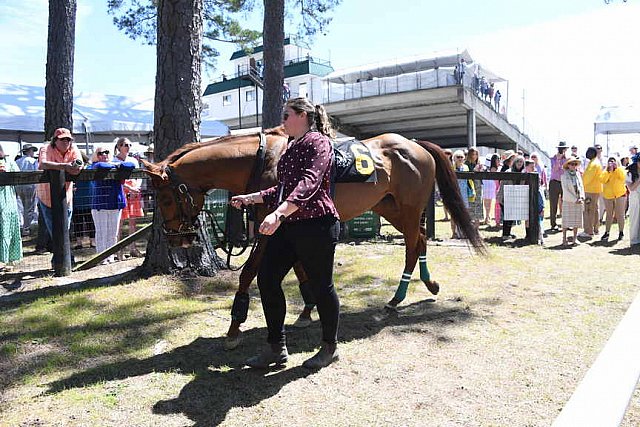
[426,280,440,295]
[224,333,242,351]
[384,298,401,311]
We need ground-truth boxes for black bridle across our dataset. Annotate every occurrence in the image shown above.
[160,133,268,262]
[162,165,202,238]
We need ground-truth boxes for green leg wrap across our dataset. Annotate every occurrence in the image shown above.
[419,255,431,282]
[393,272,412,302]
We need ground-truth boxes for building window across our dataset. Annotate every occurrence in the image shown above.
[298,82,308,98]
[223,94,232,106]
[246,89,255,102]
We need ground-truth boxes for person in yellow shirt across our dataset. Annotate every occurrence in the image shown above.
[599,156,627,241]
[579,147,603,238]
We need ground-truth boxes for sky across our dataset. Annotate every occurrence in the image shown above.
[1,0,639,156]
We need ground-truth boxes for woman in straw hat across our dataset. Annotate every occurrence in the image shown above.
[560,157,585,246]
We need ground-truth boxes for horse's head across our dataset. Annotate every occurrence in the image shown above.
[141,158,205,248]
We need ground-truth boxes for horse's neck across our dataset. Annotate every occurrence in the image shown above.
[175,136,275,194]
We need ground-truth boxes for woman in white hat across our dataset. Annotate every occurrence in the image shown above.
[560,157,585,246]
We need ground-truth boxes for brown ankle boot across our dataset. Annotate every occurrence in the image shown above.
[302,342,339,370]
[245,343,288,368]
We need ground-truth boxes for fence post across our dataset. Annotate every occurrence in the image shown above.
[50,170,72,276]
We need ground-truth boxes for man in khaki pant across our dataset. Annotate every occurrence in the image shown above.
[579,147,603,238]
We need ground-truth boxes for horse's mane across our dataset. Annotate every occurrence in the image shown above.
[163,126,287,164]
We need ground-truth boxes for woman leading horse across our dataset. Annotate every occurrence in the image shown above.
[142,120,485,350]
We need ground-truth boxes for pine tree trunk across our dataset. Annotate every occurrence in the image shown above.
[261,0,285,129]
[44,0,76,137]
[143,0,223,276]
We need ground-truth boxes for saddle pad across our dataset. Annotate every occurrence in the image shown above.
[332,138,377,183]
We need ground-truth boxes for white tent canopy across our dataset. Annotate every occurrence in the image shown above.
[0,83,229,144]
[594,105,640,135]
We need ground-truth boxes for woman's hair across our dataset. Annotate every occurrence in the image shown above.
[490,153,500,170]
[585,146,597,160]
[607,156,620,166]
[285,97,336,138]
[511,155,526,172]
[114,137,131,155]
[466,147,479,164]
[628,162,639,183]
[91,145,111,163]
[452,149,465,161]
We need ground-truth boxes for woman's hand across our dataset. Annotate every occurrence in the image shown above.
[230,194,254,209]
[259,212,282,235]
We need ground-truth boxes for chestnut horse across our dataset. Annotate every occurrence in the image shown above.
[142,127,485,348]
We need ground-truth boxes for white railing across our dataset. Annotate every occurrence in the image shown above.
[553,292,640,426]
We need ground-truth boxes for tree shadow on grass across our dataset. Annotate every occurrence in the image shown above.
[0,268,144,310]
[45,299,472,426]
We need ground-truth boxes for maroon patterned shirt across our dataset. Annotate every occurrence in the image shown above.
[260,131,339,222]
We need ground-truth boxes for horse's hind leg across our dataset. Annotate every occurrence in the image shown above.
[418,209,439,295]
[292,262,316,327]
[374,200,424,308]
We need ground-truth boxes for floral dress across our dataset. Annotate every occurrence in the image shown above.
[0,158,23,263]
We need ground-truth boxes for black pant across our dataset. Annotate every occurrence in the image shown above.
[500,203,513,236]
[257,216,340,346]
[549,179,563,228]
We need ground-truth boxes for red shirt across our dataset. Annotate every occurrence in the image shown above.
[261,131,339,222]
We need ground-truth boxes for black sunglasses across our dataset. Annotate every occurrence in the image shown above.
[97,150,110,155]
[119,143,132,147]
[282,112,290,120]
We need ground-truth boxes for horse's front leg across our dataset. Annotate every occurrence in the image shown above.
[291,262,316,328]
[224,238,267,350]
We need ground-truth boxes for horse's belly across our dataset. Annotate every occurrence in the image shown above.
[334,182,387,222]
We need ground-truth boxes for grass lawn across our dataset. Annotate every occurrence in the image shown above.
[1,207,639,426]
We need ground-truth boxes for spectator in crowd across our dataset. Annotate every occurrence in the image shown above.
[599,156,627,241]
[594,144,606,224]
[570,145,585,173]
[36,128,83,267]
[497,155,525,241]
[113,137,144,258]
[482,154,499,225]
[457,58,466,84]
[89,145,133,264]
[488,83,495,104]
[548,141,569,231]
[621,156,630,168]
[15,144,39,236]
[451,150,471,238]
[0,144,23,270]
[71,152,95,249]
[282,82,291,102]
[472,64,480,94]
[578,147,603,239]
[560,157,585,247]
[465,147,484,229]
[480,77,489,101]
[525,159,545,245]
[529,152,548,191]
[626,155,640,246]
[494,90,502,111]
[630,144,638,157]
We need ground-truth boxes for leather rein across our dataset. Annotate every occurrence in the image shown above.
[162,133,268,267]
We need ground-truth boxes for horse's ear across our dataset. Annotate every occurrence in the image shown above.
[140,160,169,187]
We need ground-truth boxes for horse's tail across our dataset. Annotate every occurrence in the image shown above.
[414,140,487,255]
